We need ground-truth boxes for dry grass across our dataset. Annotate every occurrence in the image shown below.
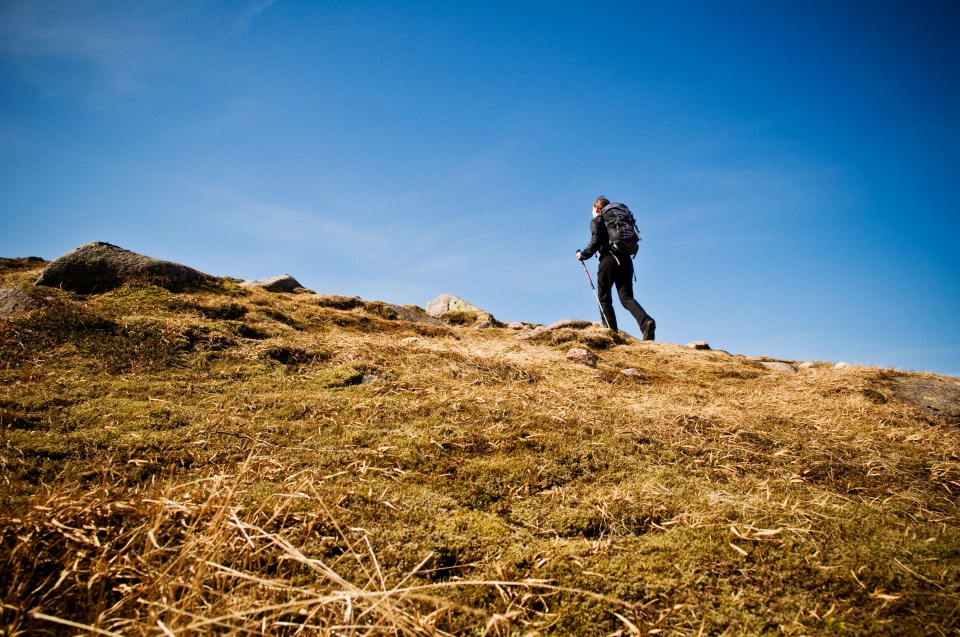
[1,265,959,635]
[2,451,583,635]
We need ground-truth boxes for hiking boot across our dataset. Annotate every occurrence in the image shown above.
[641,318,656,341]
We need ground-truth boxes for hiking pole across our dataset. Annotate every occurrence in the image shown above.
[579,258,613,329]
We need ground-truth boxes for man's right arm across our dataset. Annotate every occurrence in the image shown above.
[578,217,604,260]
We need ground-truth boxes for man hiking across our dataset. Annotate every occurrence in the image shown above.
[576,196,656,340]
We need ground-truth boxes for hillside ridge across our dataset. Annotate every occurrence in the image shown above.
[1,248,958,635]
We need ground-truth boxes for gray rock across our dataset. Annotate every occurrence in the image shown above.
[35,242,212,294]
[515,326,546,340]
[0,288,41,318]
[621,368,646,378]
[547,319,595,330]
[240,274,303,293]
[516,319,594,340]
[686,341,711,350]
[798,361,817,370]
[515,319,630,347]
[885,376,960,423]
[425,294,500,329]
[425,294,483,317]
[378,305,447,327]
[475,315,497,329]
[760,361,797,373]
[507,322,526,330]
[566,347,598,368]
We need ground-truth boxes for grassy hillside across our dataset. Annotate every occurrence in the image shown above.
[1,259,958,636]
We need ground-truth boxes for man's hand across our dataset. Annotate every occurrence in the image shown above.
[576,251,583,261]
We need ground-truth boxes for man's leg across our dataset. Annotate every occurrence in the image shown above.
[613,259,654,338]
[596,255,618,331]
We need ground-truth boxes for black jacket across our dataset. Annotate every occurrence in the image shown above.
[579,216,611,260]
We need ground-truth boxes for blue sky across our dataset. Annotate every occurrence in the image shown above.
[2,1,958,376]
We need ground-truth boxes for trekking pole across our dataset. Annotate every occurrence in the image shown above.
[579,258,613,329]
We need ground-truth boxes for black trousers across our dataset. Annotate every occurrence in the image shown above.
[596,253,652,332]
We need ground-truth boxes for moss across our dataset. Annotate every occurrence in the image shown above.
[0,303,187,371]
[195,301,248,320]
[364,301,399,320]
[439,310,478,326]
[1,275,959,635]
[259,345,332,366]
[98,284,188,313]
[863,388,889,404]
[316,365,366,388]
[314,295,364,310]
[226,321,270,340]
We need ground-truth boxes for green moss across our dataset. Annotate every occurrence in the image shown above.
[364,301,399,320]
[314,295,364,310]
[195,301,248,320]
[1,273,958,636]
[259,345,332,366]
[0,303,186,371]
[439,311,478,326]
[316,365,366,388]
[863,388,889,404]
[99,284,188,313]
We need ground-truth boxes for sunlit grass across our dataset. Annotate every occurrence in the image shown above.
[1,265,958,635]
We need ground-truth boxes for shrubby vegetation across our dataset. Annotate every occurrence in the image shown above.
[1,261,958,635]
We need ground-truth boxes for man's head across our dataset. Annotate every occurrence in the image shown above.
[593,196,609,217]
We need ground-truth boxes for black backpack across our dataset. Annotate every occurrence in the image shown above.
[601,203,641,257]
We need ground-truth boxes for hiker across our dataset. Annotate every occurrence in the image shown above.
[576,196,656,340]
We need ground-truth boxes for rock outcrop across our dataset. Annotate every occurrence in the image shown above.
[377,303,447,327]
[0,288,41,318]
[886,376,960,424]
[240,274,304,293]
[566,347,598,368]
[35,242,213,294]
[515,320,593,341]
[759,361,797,373]
[425,294,498,328]
[425,294,484,317]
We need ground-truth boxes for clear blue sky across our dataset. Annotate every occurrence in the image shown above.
[2,1,958,376]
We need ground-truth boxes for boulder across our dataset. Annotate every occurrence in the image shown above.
[515,320,627,349]
[567,347,597,367]
[516,319,594,340]
[474,314,498,329]
[425,294,483,317]
[35,242,212,294]
[885,376,960,424]
[759,361,797,373]
[381,304,446,326]
[0,288,41,318]
[686,341,711,350]
[240,274,303,293]
[426,294,499,328]
[543,319,595,331]
[566,347,598,368]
